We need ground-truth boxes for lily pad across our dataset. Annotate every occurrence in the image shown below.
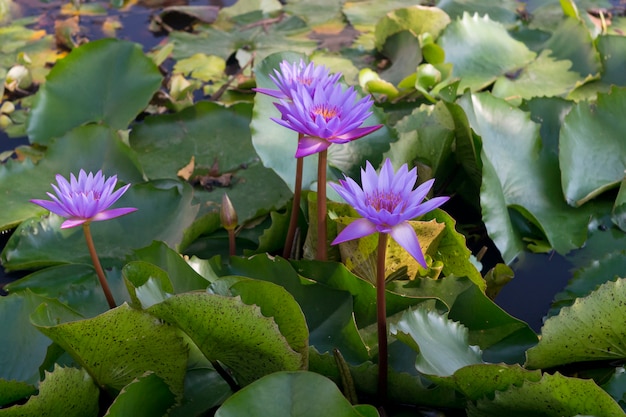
[458,91,591,263]
[560,86,626,206]
[0,366,99,417]
[129,101,291,225]
[438,13,536,92]
[214,371,377,417]
[467,372,624,417]
[527,278,626,369]
[148,292,304,386]
[27,39,162,145]
[32,303,189,395]
[391,306,483,377]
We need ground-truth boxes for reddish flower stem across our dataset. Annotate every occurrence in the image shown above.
[376,232,389,405]
[283,152,304,259]
[316,150,328,261]
[227,229,236,257]
[83,223,117,309]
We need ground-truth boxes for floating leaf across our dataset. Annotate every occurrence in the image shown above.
[492,50,582,101]
[4,264,128,318]
[229,279,309,361]
[391,306,483,377]
[32,303,189,395]
[211,254,370,363]
[374,5,450,51]
[560,86,626,206]
[27,39,162,145]
[0,366,99,417]
[0,291,81,385]
[542,17,601,77]
[526,278,626,369]
[129,101,291,226]
[467,372,624,417]
[549,251,626,318]
[438,13,535,92]
[0,379,36,407]
[214,371,376,417]
[104,373,176,417]
[148,292,304,386]
[458,91,591,263]
[122,261,173,309]
[453,363,542,401]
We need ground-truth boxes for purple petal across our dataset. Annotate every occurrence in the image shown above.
[295,136,330,157]
[253,87,286,99]
[91,207,138,222]
[30,199,69,217]
[331,125,383,142]
[332,218,378,245]
[389,222,427,268]
[404,196,450,219]
[60,218,89,229]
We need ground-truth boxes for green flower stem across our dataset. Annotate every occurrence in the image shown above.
[376,232,389,404]
[283,143,304,258]
[316,149,328,261]
[82,223,117,309]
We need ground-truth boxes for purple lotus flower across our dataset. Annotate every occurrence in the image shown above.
[331,158,449,268]
[31,169,137,229]
[254,59,342,100]
[272,83,383,158]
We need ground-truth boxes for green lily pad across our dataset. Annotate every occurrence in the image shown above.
[214,371,377,417]
[0,379,37,407]
[391,306,483,377]
[0,366,99,417]
[27,39,162,145]
[32,303,189,395]
[148,292,304,386]
[526,278,626,369]
[467,372,624,417]
[4,264,129,318]
[560,86,626,206]
[129,101,291,226]
[458,91,591,263]
[0,291,81,385]
[542,17,601,78]
[132,241,211,292]
[438,12,536,92]
[104,373,176,417]
[210,254,370,363]
[492,50,583,101]
[169,16,316,63]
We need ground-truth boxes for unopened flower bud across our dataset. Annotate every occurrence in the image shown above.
[220,193,238,231]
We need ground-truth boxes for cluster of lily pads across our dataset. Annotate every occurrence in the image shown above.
[3,0,626,416]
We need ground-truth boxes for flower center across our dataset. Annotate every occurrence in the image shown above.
[311,104,340,121]
[366,191,403,213]
[295,75,313,86]
[74,190,100,201]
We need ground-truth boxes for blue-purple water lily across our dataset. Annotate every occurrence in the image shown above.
[31,169,137,229]
[331,158,449,268]
[272,82,383,158]
[254,59,341,100]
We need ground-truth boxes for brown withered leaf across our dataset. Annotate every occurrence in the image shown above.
[177,155,195,180]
